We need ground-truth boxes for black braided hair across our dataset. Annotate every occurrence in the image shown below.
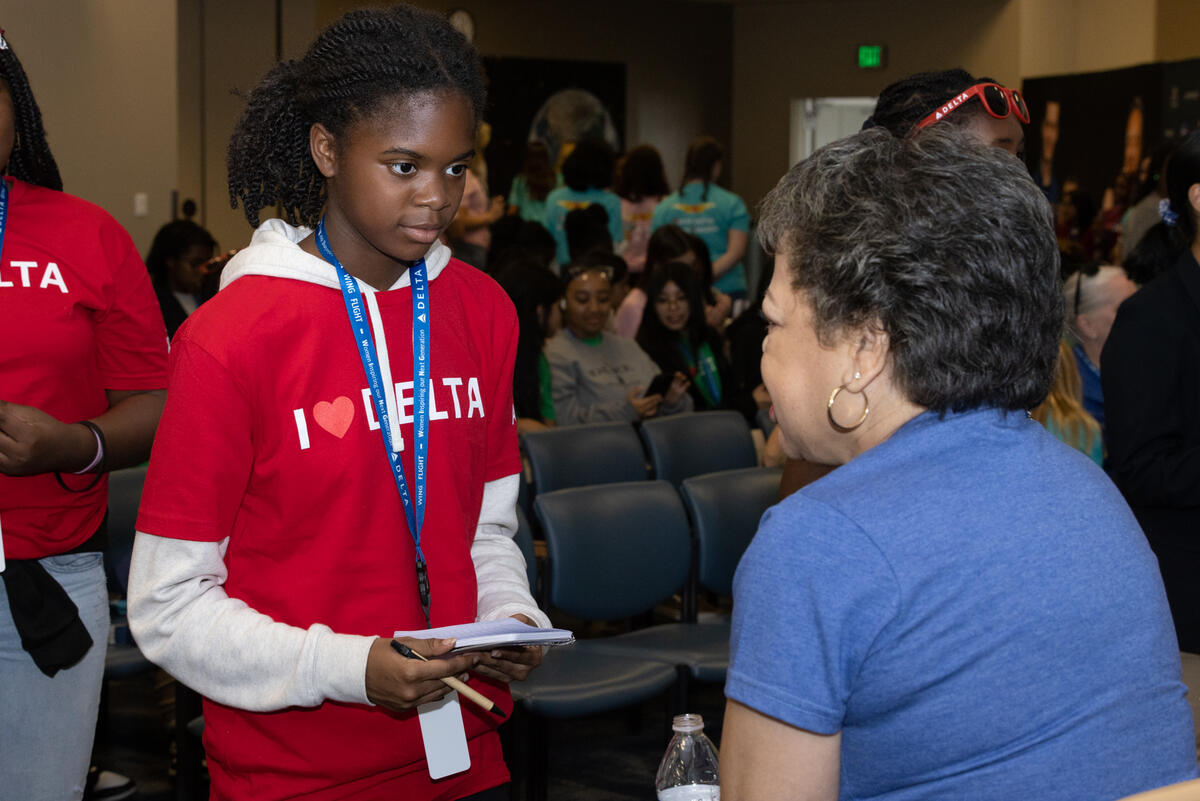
[0,34,63,191]
[227,5,486,228]
[869,68,983,139]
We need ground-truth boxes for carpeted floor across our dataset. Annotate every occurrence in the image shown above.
[94,670,727,801]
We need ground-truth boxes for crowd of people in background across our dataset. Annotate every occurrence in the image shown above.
[4,3,1200,795]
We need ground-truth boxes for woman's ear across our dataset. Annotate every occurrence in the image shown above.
[844,321,890,392]
[1188,183,1200,219]
[309,123,338,180]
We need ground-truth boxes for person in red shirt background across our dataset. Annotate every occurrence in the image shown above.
[127,7,546,801]
[0,27,168,801]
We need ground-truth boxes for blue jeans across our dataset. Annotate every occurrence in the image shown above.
[0,553,109,801]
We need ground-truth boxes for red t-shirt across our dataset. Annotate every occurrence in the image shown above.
[0,177,168,559]
[137,258,522,800]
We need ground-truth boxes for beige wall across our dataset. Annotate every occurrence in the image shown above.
[1156,0,1200,62]
[731,0,1019,208]
[176,0,319,253]
[1019,0,1156,79]
[730,0,1172,208]
[5,0,177,254]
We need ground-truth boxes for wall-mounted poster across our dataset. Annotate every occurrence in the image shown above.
[1024,64,1163,263]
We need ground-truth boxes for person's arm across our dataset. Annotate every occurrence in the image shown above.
[546,341,637,425]
[471,474,550,628]
[469,473,548,683]
[711,228,749,279]
[1102,294,1200,507]
[128,533,479,712]
[0,389,164,476]
[658,371,693,416]
[721,699,841,801]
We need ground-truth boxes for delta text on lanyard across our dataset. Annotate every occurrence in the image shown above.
[315,217,433,627]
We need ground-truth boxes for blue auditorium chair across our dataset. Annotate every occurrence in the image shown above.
[638,411,757,489]
[519,421,647,496]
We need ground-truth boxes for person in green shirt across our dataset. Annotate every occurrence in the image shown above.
[506,140,561,224]
[636,261,733,412]
[651,136,751,296]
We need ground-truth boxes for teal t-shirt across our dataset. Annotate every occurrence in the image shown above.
[543,186,624,267]
[507,173,563,224]
[651,181,750,294]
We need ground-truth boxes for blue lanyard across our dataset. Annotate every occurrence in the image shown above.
[315,217,433,627]
[0,179,9,264]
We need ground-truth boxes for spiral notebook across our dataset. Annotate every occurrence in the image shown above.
[393,618,575,653]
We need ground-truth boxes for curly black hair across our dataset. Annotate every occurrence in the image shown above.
[0,34,63,191]
[227,5,486,228]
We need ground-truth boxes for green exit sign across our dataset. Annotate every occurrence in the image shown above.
[858,45,886,69]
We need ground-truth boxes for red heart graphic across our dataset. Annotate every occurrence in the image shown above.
[313,396,354,439]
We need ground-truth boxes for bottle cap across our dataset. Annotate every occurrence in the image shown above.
[671,713,704,733]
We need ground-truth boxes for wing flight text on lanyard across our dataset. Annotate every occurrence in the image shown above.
[315,217,433,627]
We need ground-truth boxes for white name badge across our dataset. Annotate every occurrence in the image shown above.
[417,691,471,779]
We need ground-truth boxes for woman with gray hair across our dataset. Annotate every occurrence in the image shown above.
[721,127,1196,800]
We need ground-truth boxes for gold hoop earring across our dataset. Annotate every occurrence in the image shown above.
[827,385,869,432]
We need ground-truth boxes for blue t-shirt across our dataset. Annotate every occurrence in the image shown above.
[507,172,563,224]
[727,407,1196,801]
[542,186,624,267]
[651,182,750,295]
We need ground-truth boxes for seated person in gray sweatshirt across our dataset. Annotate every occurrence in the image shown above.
[545,262,692,425]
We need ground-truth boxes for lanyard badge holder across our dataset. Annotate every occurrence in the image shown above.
[316,219,470,779]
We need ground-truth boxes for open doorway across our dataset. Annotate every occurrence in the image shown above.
[790,97,878,166]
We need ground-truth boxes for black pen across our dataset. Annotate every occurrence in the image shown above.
[390,639,506,719]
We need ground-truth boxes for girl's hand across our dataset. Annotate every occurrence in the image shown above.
[472,614,544,684]
[0,400,96,476]
[664,372,690,405]
[628,387,661,419]
[364,637,480,712]
[705,290,733,329]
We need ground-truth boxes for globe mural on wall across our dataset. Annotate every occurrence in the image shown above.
[528,88,621,166]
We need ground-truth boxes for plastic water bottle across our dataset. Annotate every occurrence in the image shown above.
[655,713,720,800]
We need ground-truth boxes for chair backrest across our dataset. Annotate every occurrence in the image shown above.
[521,422,647,495]
[106,465,148,595]
[514,505,538,592]
[639,411,757,488]
[680,466,782,596]
[534,480,690,620]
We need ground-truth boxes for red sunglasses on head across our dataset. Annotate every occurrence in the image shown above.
[915,83,1030,132]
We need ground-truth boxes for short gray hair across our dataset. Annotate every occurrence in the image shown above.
[758,125,1062,412]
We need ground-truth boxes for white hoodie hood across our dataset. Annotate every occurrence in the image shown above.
[219,218,453,292]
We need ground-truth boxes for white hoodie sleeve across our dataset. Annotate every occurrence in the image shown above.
[126,473,548,712]
[126,533,375,710]
[472,473,550,628]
